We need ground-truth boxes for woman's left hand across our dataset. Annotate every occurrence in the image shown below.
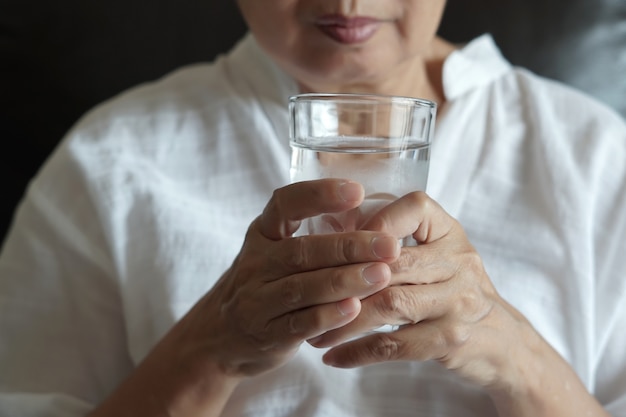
[308,191,529,388]
[309,190,611,417]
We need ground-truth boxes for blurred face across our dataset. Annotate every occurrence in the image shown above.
[236,0,447,94]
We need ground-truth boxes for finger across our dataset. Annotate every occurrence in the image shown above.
[388,239,463,285]
[264,231,401,276]
[309,284,449,348]
[361,191,456,244]
[259,179,364,240]
[321,320,450,368]
[260,262,391,318]
[313,264,495,349]
[269,297,363,345]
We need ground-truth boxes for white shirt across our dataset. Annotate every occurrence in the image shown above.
[1,34,625,416]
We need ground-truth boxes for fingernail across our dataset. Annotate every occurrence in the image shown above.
[371,236,401,259]
[338,182,363,202]
[362,264,388,285]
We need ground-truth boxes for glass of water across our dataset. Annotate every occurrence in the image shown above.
[289,93,436,242]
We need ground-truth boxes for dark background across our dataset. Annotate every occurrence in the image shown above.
[1,0,625,244]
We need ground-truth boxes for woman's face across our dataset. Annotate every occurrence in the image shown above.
[236,0,447,93]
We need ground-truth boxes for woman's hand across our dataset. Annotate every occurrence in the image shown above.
[308,191,508,383]
[309,191,609,417]
[91,179,402,417]
[183,179,400,378]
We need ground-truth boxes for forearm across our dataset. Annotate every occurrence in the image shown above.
[488,317,609,417]
[88,324,241,417]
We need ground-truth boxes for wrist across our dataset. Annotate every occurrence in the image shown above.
[146,323,243,417]
[162,356,241,417]
[485,319,546,413]
[485,318,607,417]
[90,329,242,417]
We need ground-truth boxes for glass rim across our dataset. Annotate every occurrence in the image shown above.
[289,92,437,109]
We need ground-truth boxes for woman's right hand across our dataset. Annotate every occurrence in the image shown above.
[90,179,400,417]
[181,179,400,377]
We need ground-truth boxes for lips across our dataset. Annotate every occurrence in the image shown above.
[315,15,382,45]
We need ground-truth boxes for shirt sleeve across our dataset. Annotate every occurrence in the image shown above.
[0,144,134,415]
[597,302,626,415]
[590,112,626,415]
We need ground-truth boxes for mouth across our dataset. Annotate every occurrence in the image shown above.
[314,14,382,45]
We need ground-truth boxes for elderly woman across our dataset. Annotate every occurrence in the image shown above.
[1,1,625,416]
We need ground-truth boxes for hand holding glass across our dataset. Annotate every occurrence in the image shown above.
[289,93,436,243]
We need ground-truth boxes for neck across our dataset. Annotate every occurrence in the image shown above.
[298,37,456,106]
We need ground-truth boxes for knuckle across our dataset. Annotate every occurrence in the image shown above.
[327,268,348,295]
[282,238,309,269]
[286,312,305,337]
[391,250,417,275]
[451,287,481,317]
[280,277,304,308]
[462,250,485,275]
[460,289,494,323]
[376,288,411,318]
[363,214,388,233]
[304,309,325,334]
[338,236,358,262]
[407,190,429,208]
[452,251,495,319]
[442,324,470,348]
[262,190,281,221]
[369,334,402,360]
[269,188,284,210]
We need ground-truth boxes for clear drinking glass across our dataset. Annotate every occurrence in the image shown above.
[289,93,436,243]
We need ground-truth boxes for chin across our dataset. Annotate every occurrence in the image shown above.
[295,51,395,91]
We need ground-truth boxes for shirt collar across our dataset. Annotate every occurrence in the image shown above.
[442,34,512,101]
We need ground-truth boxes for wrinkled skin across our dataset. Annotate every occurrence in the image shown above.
[182,179,401,377]
[72,0,613,415]
[90,179,608,417]
[199,178,524,390]
[309,191,521,387]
